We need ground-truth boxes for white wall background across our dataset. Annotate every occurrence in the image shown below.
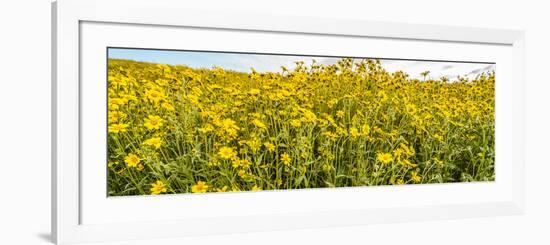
[0,0,548,244]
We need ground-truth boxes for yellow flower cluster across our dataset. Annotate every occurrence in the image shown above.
[107,58,495,196]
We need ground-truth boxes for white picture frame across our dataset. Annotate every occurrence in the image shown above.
[52,0,525,244]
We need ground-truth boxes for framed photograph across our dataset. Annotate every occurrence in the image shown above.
[52,0,525,244]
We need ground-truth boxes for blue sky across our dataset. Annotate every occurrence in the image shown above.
[108,48,494,80]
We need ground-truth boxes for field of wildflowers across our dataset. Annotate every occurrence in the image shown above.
[107,57,495,196]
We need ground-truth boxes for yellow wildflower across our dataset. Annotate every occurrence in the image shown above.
[198,123,214,134]
[191,181,209,193]
[301,109,317,122]
[264,142,275,152]
[221,118,239,137]
[124,153,140,168]
[376,152,393,164]
[411,172,422,183]
[108,123,128,133]
[248,88,261,95]
[400,159,418,168]
[361,124,370,135]
[108,111,126,123]
[143,137,163,149]
[238,169,246,177]
[336,110,345,118]
[280,153,291,166]
[161,102,175,111]
[349,127,359,138]
[143,115,163,130]
[150,180,167,195]
[252,119,267,129]
[145,88,165,103]
[327,98,338,108]
[218,146,237,159]
[246,139,262,153]
[290,119,302,128]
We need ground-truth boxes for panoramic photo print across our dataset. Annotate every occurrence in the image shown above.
[106,48,495,196]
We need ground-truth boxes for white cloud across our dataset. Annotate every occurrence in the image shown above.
[224,55,336,73]
[112,48,494,81]
[380,60,495,81]
[222,54,494,81]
